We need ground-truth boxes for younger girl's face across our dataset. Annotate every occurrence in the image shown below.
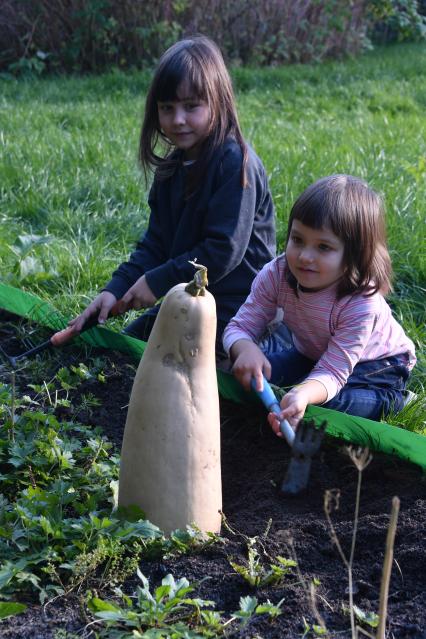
[286,220,345,291]
[157,83,210,160]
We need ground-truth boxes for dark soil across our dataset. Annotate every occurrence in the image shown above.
[1,311,425,639]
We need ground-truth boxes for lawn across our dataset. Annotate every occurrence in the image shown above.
[0,42,425,383]
[0,42,425,638]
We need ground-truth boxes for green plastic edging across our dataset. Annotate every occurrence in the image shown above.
[1,281,425,469]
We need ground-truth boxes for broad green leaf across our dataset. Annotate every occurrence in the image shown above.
[155,584,171,600]
[239,595,258,614]
[353,604,379,628]
[0,601,27,619]
[87,597,123,613]
[0,559,27,589]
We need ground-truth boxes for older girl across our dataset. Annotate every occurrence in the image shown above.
[71,36,275,351]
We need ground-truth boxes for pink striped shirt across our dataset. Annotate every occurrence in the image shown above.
[222,255,416,400]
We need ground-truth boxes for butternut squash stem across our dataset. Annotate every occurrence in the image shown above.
[185,262,208,297]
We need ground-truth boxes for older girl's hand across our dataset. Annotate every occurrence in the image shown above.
[121,275,157,310]
[68,291,118,332]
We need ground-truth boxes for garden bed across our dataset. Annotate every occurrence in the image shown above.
[0,312,425,638]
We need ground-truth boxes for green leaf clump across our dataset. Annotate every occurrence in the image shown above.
[0,382,161,602]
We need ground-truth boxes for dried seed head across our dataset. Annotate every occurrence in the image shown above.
[346,446,372,471]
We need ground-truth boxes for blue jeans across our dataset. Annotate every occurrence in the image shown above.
[265,346,410,421]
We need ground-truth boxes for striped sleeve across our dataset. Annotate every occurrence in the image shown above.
[222,258,281,354]
[306,295,379,400]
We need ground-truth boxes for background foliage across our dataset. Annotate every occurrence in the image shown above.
[1,0,425,74]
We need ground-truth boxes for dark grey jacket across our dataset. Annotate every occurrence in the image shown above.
[105,138,276,332]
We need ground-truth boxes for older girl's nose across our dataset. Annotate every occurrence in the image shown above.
[173,106,185,125]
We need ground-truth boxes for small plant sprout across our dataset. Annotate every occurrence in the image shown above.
[223,516,296,588]
[229,538,296,588]
[231,595,284,626]
[302,616,329,637]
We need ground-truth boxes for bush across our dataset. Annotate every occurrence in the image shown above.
[0,0,185,74]
[368,0,426,44]
[182,0,368,65]
[0,0,425,75]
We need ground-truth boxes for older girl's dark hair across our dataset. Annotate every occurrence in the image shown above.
[286,174,392,297]
[139,35,247,193]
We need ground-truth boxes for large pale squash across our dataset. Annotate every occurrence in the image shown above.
[118,265,222,534]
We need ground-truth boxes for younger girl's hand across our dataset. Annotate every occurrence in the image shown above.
[121,275,157,310]
[230,339,271,392]
[267,386,308,435]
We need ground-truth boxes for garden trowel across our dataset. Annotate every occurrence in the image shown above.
[252,376,326,495]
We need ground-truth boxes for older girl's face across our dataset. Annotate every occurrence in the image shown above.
[286,220,345,291]
[157,82,210,160]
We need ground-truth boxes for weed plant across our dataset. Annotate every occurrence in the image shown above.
[88,568,283,637]
[0,377,161,603]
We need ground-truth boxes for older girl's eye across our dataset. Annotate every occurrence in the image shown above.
[158,104,172,112]
[319,244,332,251]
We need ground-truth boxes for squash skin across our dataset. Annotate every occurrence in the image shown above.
[118,282,222,534]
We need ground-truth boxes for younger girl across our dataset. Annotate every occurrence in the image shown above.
[70,36,276,351]
[223,174,416,428]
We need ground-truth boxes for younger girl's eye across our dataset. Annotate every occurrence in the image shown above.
[319,244,332,251]
[291,235,302,245]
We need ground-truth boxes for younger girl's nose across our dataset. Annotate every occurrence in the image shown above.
[299,247,314,263]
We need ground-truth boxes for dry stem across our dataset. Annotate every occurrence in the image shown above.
[376,496,400,639]
[324,447,372,639]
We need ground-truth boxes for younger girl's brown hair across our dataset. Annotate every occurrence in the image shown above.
[286,174,392,297]
[139,35,247,193]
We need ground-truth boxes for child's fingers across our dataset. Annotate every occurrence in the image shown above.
[280,402,305,429]
[267,412,283,437]
[232,364,255,391]
[240,370,255,391]
[262,358,272,380]
[98,298,116,323]
[121,290,136,308]
[252,370,264,392]
[69,307,95,332]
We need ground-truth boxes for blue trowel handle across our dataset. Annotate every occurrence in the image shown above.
[251,376,295,447]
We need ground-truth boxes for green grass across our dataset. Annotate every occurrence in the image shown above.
[0,42,425,392]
